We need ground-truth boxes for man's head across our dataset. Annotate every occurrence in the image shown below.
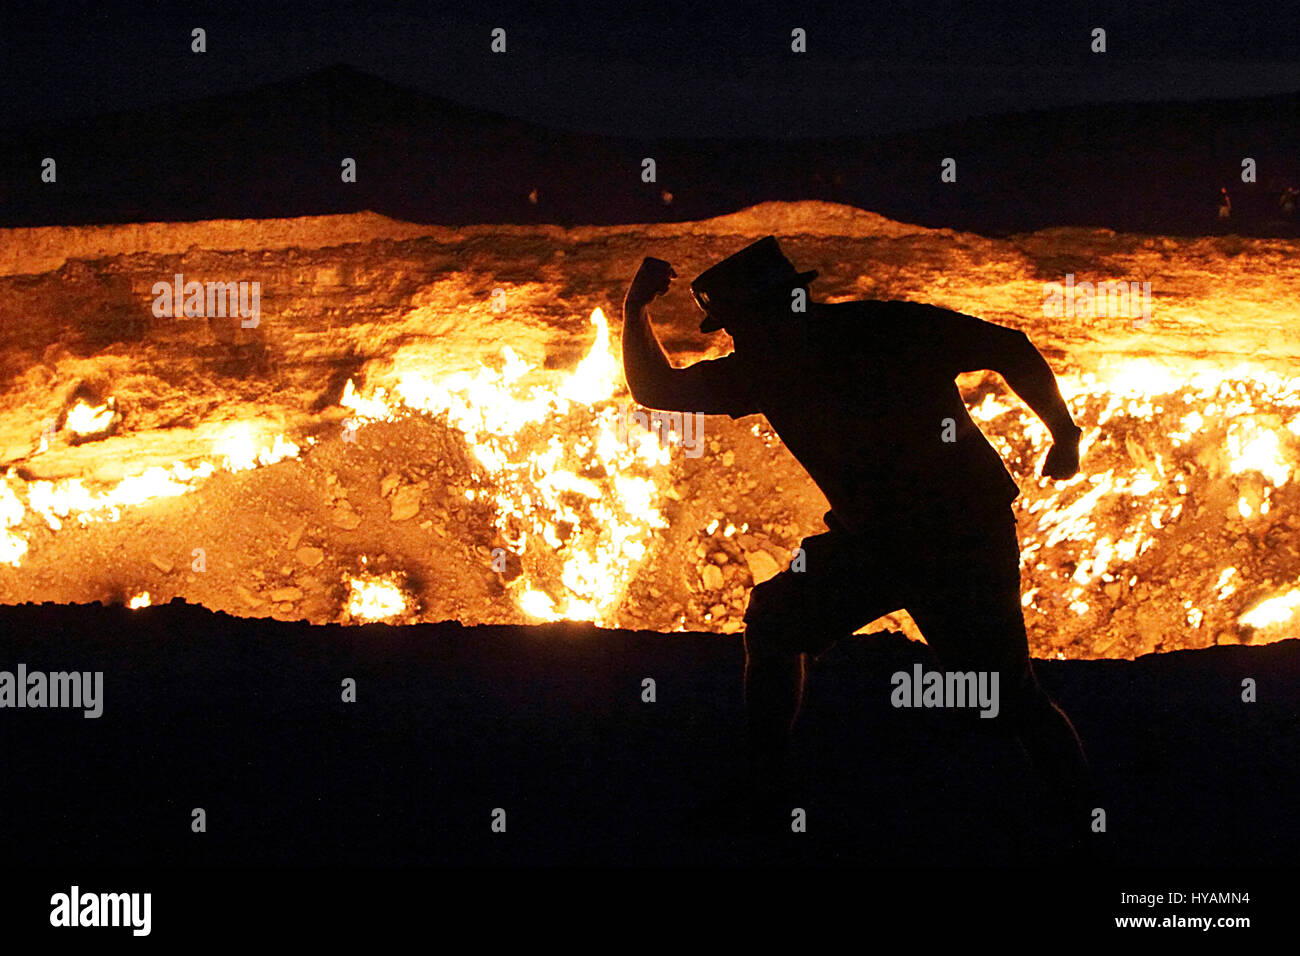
[690,236,818,336]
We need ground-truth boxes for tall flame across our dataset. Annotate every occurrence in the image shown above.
[341,307,671,624]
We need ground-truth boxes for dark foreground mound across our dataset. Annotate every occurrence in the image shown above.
[0,599,1296,867]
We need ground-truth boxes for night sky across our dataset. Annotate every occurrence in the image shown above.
[3,1,1299,138]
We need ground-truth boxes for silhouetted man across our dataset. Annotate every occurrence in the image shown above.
[623,237,1095,842]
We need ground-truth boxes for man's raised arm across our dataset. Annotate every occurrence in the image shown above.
[622,257,681,408]
[622,257,750,415]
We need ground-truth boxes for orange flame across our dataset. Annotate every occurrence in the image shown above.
[347,573,409,622]
[341,307,671,624]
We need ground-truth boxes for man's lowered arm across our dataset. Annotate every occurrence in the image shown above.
[971,323,1082,480]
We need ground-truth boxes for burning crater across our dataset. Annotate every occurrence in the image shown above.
[1,202,1299,659]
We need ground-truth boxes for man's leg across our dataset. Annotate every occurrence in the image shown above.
[1009,676,1095,824]
[740,530,901,780]
[684,559,847,834]
[983,517,1096,827]
[907,512,1096,841]
[742,633,805,778]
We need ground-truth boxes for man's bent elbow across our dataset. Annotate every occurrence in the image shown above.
[989,328,1043,377]
[623,370,669,410]
[627,382,676,412]
[627,371,701,413]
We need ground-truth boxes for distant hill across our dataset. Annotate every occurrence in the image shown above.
[1,64,1297,236]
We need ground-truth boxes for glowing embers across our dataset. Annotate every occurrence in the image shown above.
[212,422,300,472]
[128,591,151,609]
[64,398,119,443]
[45,382,124,449]
[0,419,305,570]
[1214,567,1238,599]
[1238,586,1300,631]
[26,462,216,531]
[0,480,27,567]
[1226,420,1289,521]
[340,308,671,625]
[345,571,410,623]
[976,359,1300,650]
[19,422,299,533]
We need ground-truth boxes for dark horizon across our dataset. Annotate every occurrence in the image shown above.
[2,61,1297,238]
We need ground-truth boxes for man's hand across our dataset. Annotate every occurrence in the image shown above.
[1041,427,1082,480]
[628,257,676,305]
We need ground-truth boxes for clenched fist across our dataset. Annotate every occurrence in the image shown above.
[1041,429,1081,480]
[628,256,676,304]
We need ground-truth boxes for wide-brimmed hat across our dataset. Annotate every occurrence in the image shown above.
[690,236,818,332]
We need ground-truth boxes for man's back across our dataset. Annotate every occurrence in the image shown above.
[708,300,1022,535]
